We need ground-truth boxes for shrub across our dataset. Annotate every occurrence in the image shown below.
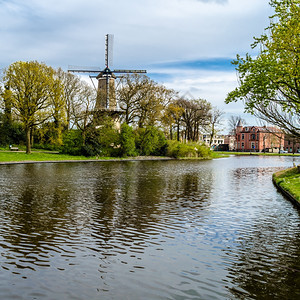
[167,140,211,158]
[119,123,137,157]
[135,126,167,156]
[61,130,83,155]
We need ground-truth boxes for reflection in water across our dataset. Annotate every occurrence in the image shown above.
[0,156,299,299]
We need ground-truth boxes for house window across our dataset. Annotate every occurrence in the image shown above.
[242,142,244,148]
[242,134,244,140]
[251,142,255,149]
[251,134,255,140]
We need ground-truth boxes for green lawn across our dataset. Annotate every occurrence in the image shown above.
[0,151,101,162]
[273,167,300,203]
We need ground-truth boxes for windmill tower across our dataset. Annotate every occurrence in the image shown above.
[68,34,146,117]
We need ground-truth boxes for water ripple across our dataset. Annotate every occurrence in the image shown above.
[0,157,300,299]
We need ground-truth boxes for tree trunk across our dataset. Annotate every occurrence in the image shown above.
[170,125,173,140]
[30,127,34,147]
[26,127,31,154]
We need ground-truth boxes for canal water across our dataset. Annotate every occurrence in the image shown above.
[0,156,299,299]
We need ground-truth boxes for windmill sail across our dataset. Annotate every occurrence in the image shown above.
[68,34,146,112]
[105,34,114,68]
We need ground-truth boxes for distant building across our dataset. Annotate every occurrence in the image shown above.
[224,134,236,151]
[201,134,224,149]
[284,137,300,153]
[235,122,284,152]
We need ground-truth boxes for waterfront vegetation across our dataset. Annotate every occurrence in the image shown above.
[0,140,220,162]
[273,167,300,203]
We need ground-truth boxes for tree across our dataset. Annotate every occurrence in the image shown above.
[225,0,300,137]
[71,81,96,145]
[118,74,176,128]
[204,107,224,146]
[56,68,81,130]
[119,123,137,157]
[177,98,212,142]
[3,61,62,153]
[161,101,184,140]
[228,115,245,134]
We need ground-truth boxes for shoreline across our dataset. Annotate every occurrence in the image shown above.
[272,167,300,209]
[0,156,176,165]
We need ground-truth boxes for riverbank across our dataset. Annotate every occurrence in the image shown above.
[216,151,300,156]
[0,151,178,165]
[0,149,228,164]
[273,167,300,208]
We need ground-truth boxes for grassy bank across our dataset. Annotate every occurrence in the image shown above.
[0,151,101,162]
[273,167,300,204]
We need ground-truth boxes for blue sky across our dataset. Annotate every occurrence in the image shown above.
[0,0,274,131]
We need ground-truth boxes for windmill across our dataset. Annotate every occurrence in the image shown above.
[68,34,147,114]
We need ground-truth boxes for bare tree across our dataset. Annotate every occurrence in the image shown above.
[204,107,224,146]
[71,81,96,144]
[228,115,245,134]
[177,98,212,142]
[56,68,81,130]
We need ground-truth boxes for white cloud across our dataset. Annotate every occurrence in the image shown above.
[0,0,273,130]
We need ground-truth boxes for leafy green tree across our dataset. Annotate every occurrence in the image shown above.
[161,101,184,140]
[83,116,120,157]
[3,61,62,153]
[136,126,167,156]
[61,130,83,155]
[119,123,137,157]
[225,0,300,137]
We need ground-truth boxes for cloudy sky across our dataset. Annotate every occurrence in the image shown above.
[0,0,274,131]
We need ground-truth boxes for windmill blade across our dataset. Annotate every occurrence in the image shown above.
[68,65,101,73]
[105,34,114,68]
[113,69,147,74]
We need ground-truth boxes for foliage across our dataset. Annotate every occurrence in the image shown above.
[3,61,63,153]
[118,74,176,128]
[119,123,137,157]
[61,130,83,156]
[225,0,300,137]
[33,122,64,149]
[135,126,168,156]
[83,117,120,157]
[0,121,25,146]
[161,101,184,140]
[167,140,211,158]
[177,98,212,141]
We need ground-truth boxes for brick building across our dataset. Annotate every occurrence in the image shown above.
[235,121,284,152]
